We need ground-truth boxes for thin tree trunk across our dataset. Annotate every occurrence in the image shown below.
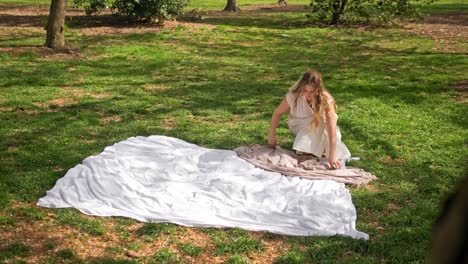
[223,0,239,12]
[45,0,67,49]
[330,0,341,25]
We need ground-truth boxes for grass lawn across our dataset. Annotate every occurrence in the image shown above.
[0,0,467,263]
[420,0,468,12]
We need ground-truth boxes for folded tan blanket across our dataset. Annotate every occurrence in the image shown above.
[234,145,377,187]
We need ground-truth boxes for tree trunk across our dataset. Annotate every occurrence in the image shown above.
[339,0,348,16]
[223,0,239,12]
[45,0,67,49]
[330,0,341,25]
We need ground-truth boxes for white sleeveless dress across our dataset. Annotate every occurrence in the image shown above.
[285,92,351,159]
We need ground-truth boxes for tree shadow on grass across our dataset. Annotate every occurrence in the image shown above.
[0,14,48,27]
[183,12,315,30]
[0,13,146,28]
[414,11,468,26]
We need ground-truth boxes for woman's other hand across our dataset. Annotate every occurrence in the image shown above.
[268,97,289,150]
[329,159,342,170]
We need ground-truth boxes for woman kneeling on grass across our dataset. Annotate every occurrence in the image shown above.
[268,69,351,170]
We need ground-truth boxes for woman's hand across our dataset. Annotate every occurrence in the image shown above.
[329,158,342,170]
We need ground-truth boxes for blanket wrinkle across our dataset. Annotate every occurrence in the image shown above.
[234,144,377,187]
[37,135,369,239]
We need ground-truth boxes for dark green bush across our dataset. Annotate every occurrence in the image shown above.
[72,0,190,24]
[72,0,111,15]
[308,0,434,25]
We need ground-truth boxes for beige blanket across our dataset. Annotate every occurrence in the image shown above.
[234,145,377,187]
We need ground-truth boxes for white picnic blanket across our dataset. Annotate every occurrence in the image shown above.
[37,135,369,239]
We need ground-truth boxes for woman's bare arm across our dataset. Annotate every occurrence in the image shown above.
[324,99,341,169]
[268,98,289,147]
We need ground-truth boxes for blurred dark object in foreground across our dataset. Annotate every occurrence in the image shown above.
[429,175,468,264]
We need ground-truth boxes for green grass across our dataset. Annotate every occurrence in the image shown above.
[211,228,264,255]
[0,0,51,5]
[274,249,305,264]
[56,249,79,260]
[0,243,30,261]
[0,0,467,263]
[150,248,180,264]
[105,246,125,254]
[0,216,14,225]
[125,241,143,252]
[178,242,204,256]
[44,240,57,251]
[224,254,251,264]
[420,0,468,12]
[55,209,106,236]
[136,223,180,238]
[13,205,47,220]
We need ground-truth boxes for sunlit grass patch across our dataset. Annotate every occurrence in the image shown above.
[136,223,180,238]
[274,249,305,264]
[55,209,106,236]
[177,242,204,256]
[13,205,47,221]
[224,254,251,264]
[212,228,264,256]
[124,241,143,252]
[150,247,181,264]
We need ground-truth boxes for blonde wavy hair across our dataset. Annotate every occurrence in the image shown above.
[288,69,335,127]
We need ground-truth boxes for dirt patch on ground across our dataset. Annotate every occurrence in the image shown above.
[381,155,406,165]
[162,117,176,130]
[0,45,84,59]
[403,12,468,53]
[61,86,111,99]
[100,114,123,125]
[448,80,468,102]
[29,86,111,112]
[143,84,170,92]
